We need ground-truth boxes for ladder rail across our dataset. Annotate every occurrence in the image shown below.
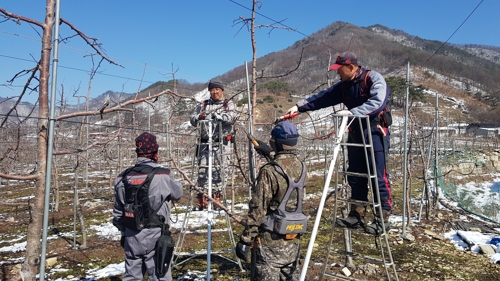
[321,115,398,281]
[362,116,399,281]
[172,119,242,271]
[301,115,399,281]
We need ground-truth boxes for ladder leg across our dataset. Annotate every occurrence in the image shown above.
[319,115,399,281]
[174,121,242,270]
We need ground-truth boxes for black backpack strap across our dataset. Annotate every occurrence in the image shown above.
[274,162,306,212]
[122,166,158,190]
[149,194,171,228]
[202,98,229,112]
[122,166,162,228]
[356,69,371,95]
[263,161,307,211]
[146,167,174,228]
[201,100,207,112]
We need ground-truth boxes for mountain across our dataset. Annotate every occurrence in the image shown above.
[218,21,500,123]
[3,22,500,124]
[222,22,500,94]
[89,90,134,108]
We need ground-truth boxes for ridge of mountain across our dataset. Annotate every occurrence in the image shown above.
[2,21,500,124]
[223,22,499,94]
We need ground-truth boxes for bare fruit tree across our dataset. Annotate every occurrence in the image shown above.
[233,0,303,129]
[0,2,174,280]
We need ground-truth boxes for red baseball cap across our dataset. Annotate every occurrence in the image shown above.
[329,51,358,70]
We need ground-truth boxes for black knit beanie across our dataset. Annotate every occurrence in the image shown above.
[208,78,224,91]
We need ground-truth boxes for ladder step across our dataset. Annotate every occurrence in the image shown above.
[330,249,394,266]
[197,165,222,168]
[338,170,376,179]
[336,198,381,208]
[180,228,231,234]
[332,224,389,237]
[175,249,234,256]
[323,270,360,281]
[339,142,373,148]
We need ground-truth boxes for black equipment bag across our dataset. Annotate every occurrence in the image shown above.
[155,223,175,277]
[122,167,159,230]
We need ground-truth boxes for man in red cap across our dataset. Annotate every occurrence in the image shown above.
[286,51,393,235]
[113,132,183,281]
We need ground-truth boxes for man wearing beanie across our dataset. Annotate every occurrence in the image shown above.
[189,78,239,209]
[236,121,307,281]
[112,132,183,281]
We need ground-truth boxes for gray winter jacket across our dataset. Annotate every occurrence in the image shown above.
[190,98,238,141]
[296,67,389,118]
[113,157,183,245]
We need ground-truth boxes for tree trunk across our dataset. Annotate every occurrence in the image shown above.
[250,0,257,132]
[52,158,60,212]
[77,203,87,249]
[118,133,123,172]
[21,1,55,280]
[109,169,113,189]
[74,163,87,249]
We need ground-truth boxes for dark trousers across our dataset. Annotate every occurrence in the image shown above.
[347,126,392,211]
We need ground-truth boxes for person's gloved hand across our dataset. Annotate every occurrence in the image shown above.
[120,231,125,248]
[287,105,298,115]
[198,113,206,120]
[235,241,251,262]
[337,110,352,115]
[254,140,272,157]
[212,113,228,122]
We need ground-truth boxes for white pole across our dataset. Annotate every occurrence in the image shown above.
[299,116,348,281]
[435,85,440,200]
[86,124,89,189]
[148,92,151,132]
[206,120,213,280]
[402,61,410,236]
[245,61,256,186]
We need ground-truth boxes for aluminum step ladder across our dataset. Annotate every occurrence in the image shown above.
[172,119,242,274]
[300,115,398,281]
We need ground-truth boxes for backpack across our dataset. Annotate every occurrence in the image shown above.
[122,166,165,230]
[261,161,308,239]
[355,69,392,128]
[201,98,229,112]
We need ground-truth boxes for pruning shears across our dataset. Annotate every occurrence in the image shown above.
[245,131,272,161]
[245,131,259,147]
[274,111,298,124]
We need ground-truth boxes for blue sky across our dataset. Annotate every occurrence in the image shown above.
[1,0,498,104]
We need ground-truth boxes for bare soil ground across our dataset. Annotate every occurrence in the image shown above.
[1,165,500,281]
[1,92,500,280]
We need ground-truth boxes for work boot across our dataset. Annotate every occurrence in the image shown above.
[335,204,366,229]
[365,209,391,235]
